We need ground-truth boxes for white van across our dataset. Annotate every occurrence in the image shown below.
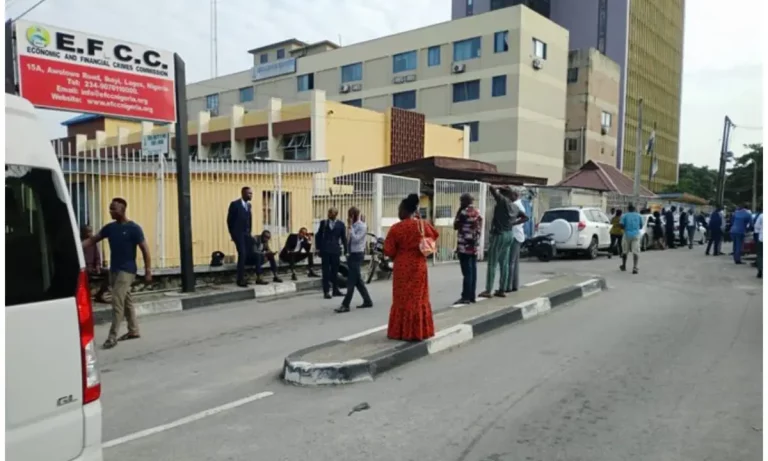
[5,95,103,460]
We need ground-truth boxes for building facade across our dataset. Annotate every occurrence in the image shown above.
[187,6,569,183]
[563,48,621,174]
[452,0,685,189]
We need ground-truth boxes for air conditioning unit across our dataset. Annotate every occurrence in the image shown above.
[393,76,404,84]
[532,59,543,70]
[404,74,416,82]
[601,127,608,135]
[340,84,351,93]
[451,63,466,74]
[350,83,362,91]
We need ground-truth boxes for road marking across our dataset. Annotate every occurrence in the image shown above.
[103,391,274,449]
[339,325,387,342]
[523,278,549,287]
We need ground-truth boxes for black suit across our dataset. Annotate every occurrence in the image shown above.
[227,199,252,283]
[279,234,315,274]
[316,219,347,295]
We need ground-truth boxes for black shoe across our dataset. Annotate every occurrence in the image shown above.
[357,302,374,309]
[705,252,710,256]
[493,290,506,298]
[454,298,470,305]
[324,293,332,299]
[334,305,351,313]
[236,281,249,287]
[333,291,345,297]
[307,271,319,278]
[291,273,298,281]
[255,278,269,285]
[758,271,762,279]
[273,276,283,283]
[632,268,639,274]
[620,265,626,272]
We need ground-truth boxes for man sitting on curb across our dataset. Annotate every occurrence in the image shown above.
[250,230,283,285]
[279,227,319,281]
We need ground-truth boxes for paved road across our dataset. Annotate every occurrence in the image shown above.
[100,244,762,460]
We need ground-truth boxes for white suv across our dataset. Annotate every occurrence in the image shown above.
[535,207,612,259]
[5,95,103,460]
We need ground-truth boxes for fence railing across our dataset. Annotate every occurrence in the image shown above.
[56,143,420,271]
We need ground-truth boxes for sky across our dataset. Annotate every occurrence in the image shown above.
[6,0,764,169]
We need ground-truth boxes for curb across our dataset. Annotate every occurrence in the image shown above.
[94,278,322,325]
[282,277,607,386]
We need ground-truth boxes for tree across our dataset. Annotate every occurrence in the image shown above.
[662,163,718,201]
[724,143,762,209]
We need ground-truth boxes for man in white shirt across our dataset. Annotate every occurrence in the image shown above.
[755,213,763,278]
[504,188,529,292]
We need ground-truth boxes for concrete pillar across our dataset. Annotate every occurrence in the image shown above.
[75,134,88,153]
[267,97,282,160]
[463,125,471,159]
[94,130,107,147]
[231,104,246,160]
[310,89,326,161]
[198,111,211,159]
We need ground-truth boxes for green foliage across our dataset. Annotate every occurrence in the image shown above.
[724,143,762,208]
[661,163,718,201]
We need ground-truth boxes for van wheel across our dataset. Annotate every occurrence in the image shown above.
[586,237,599,260]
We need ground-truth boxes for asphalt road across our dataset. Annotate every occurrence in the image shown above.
[99,244,762,461]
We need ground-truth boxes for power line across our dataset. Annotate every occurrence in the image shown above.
[16,0,49,19]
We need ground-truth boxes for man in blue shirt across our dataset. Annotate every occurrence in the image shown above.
[730,203,753,264]
[619,203,644,274]
[83,197,151,349]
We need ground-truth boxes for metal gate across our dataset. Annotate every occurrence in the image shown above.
[433,179,488,263]
[372,173,421,238]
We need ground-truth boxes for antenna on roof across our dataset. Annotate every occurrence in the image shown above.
[210,0,219,78]
[338,34,342,46]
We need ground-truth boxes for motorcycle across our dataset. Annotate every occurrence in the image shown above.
[366,232,393,284]
[520,233,556,262]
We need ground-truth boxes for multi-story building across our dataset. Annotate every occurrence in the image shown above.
[563,48,621,174]
[453,0,685,190]
[187,6,569,183]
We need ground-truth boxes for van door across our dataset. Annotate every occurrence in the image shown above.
[6,165,87,461]
[596,210,613,248]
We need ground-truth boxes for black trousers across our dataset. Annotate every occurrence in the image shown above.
[321,253,341,294]
[666,230,676,248]
[234,234,248,283]
[610,234,623,255]
[706,229,722,255]
[280,251,314,274]
[342,253,372,307]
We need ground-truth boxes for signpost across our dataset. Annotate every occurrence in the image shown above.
[8,19,195,292]
[14,19,177,123]
[142,133,169,157]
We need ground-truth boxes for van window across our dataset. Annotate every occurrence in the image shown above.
[6,165,80,306]
[540,209,580,223]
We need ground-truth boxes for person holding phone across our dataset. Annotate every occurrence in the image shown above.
[453,193,482,304]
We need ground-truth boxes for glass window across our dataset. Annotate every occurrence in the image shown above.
[205,94,219,110]
[567,68,579,83]
[601,111,612,127]
[533,38,547,59]
[466,0,473,16]
[393,90,416,110]
[565,138,578,151]
[452,80,480,103]
[393,51,417,73]
[342,99,362,107]
[451,121,479,142]
[6,166,80,306]
[494,31,509,53]
[453,37,481,62]
[239,87,254,103]
[297,74,314,92]
[540,209,580,223]
[341,62,363,83]
[260,53,268,64]
[276,48,285,60]
[492,75,506,97]
[428,46,441,66]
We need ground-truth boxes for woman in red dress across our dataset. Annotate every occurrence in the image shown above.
[383,194,439,341]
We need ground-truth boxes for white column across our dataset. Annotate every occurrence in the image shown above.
[372,173,384,238]
[267,97,282,160]
[231,104,246,160]
[198,111,211,159]
[462,125,471,159]
[310,89,326,161]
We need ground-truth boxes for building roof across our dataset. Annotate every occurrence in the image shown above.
[556,160,655,197]
[655,192,709,205]
[336,156,548,188]
[247,38,309,55]
[61,113,103,126]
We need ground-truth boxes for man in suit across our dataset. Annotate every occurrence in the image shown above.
[664,206,677,249]
[227,186,253,287]
[316,207,347,299]
[678,208,689,247]
[706,206,724,256]
[279,227,319,281]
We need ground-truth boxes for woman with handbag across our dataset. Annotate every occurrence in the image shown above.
[383,194,439,341]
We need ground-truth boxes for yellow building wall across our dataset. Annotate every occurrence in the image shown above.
[324,101,388,176]
[424,124,464,159]
[103,119,142,138]
[623,0,684,190]
[242,110,268,126]
[208,115,232,132]
[281,103,311,121]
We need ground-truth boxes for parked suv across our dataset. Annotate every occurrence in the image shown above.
[535,207,612,259]
[5,95,103,460]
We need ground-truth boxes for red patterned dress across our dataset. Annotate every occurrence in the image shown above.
[383,217,439,341]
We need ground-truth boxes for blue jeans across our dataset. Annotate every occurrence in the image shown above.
[342,253,372,307]
[253,252,277,276]
[732,232,744,263]
[458,253,477,302]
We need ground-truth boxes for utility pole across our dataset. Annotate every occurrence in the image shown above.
[715,116,733,207]
[752,158,759,211]
[210,0,218,78]
[633,98,644,200]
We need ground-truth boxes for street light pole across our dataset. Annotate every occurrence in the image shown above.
[633,98,644,200]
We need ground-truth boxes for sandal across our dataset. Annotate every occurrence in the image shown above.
[118,333,141,341]
[102,338,117,349]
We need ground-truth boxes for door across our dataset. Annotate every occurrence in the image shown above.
[6,165,86,461]
[596,210,612,247]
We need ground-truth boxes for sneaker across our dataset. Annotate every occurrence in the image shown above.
[493,290,506,298]
[478,291,493,298]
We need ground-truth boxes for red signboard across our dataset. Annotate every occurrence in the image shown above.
[14,20,176,123]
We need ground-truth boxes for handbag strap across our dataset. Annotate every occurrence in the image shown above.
[417,217,425,237]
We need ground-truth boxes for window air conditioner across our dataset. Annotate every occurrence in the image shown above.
[532,59,543,70]
[451,63,466,74]
[340,84,351,93]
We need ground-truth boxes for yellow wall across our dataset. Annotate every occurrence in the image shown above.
[424,124,464,159]
[281,103,311,121]
[104,119,142,138]
[208,115,232,132]
[324,101,387,176]
[242,110,268,126]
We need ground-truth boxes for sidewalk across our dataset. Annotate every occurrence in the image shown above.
[93,276,322,325]
[283,274,607,386]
